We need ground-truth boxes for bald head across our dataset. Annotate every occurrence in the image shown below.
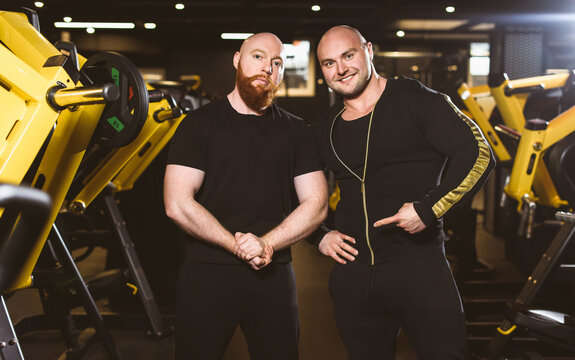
[317,25,366,58]
[232,31,286,86]
[239,32,284,57]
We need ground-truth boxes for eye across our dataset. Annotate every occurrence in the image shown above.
[254,54,262,59]
[345,53,353,59]
[323,61,333,67]
[273,60,283,67]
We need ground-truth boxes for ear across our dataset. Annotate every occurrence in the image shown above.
[367,42,374,61]
[233,51,240,69]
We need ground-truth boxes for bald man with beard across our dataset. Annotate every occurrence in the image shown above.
[164,32,327,359]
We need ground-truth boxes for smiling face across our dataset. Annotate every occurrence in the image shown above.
[317,26,374,99]
[233,33,285,111]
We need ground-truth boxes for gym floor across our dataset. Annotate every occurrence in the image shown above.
[4,216,524,360]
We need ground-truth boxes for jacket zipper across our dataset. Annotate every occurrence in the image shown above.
[361,181,375,264]
[330,107,376,265]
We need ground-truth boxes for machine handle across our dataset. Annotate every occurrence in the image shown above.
[494,124,521,141]
[153,108,183,123]
[556,211,575,224]
[0,184,52,293]
[47,83,120,111]
[148,89,165,103]
[504,84,545,97]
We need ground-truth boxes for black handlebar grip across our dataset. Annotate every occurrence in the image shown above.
[153,107,183,122]
[0,184,52,293]
[148,89,165,103]
[504,84,545,97]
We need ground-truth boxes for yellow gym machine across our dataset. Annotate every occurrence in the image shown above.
[0,184,51,358]
[1,8,154,359]
[503,99,575,228]
[489,72,574,212]
[54,84,186,339]
[457,83,512,163]
[486,105,575,357]
[68,84,185,212]
[459,73,575,240]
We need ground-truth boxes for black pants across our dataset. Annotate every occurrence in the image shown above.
[329,244,468,360]
[176,260,299,360]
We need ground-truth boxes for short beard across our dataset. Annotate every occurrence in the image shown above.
[337,69,371,99]
[236,65,279,112]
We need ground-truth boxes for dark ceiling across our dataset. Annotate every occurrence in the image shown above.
[4,0,575,45]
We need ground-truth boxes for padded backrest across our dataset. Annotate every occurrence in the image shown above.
[547,131,575,209]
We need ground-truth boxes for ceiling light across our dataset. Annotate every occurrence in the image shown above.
[34,2,44,7]
[86,27,95,34]
[144,23,157,29]
[375,51,442,58]
[445,6,455,13]
[396,30,405,38]
[54,22,136,29]
[311,5,321,12]
[394,19,468,31]
[221,32,253,40]
[470,23,496,31]
[175,3,185,10]
[63,17,72,22]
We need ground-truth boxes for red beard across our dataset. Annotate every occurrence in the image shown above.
[236,65,279,112]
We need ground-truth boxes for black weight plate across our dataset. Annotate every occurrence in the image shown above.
[81,52,148,148]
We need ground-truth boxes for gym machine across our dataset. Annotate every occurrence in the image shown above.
[485,96,575,358]
[55,83,187,338]
[486,211,575,359]
[0,184,52,359]
[465,73,575,274]
[0,8,156,359]
[489,72,575,212]
[457,82,512,163]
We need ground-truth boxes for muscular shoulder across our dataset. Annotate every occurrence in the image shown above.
[271,103,305,125]
[311,101,344,131]
[186,97,228,120]
[392,76,440,97]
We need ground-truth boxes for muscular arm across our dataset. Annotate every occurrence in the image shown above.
[375,81,495,233]
[407,81,495,227]
[164,164,236,253]
[265,170,328,249]
[237,170,328,259]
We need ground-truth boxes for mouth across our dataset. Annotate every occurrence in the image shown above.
[337,74,355,83]
[252,77,270,85]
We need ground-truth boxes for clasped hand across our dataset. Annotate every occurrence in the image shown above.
[234,232,274,270]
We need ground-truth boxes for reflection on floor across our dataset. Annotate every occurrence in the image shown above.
[6,223,524,360]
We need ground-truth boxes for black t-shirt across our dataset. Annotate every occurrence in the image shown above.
[333,113,370,178]
[167,97,322,264]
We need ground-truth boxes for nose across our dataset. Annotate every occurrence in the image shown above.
[336,61,348,75]
[262,63,273,75]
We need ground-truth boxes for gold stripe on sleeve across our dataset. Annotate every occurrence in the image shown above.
[431,94,492,219]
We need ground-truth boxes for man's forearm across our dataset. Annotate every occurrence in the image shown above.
[169,199,236,253]
[262,195,327,251]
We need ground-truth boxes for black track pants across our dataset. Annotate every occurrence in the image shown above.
[175,260,299,360]
[329,244,468,360]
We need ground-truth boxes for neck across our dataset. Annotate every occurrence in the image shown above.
[227,88,267,115]
[342,75,387,118]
